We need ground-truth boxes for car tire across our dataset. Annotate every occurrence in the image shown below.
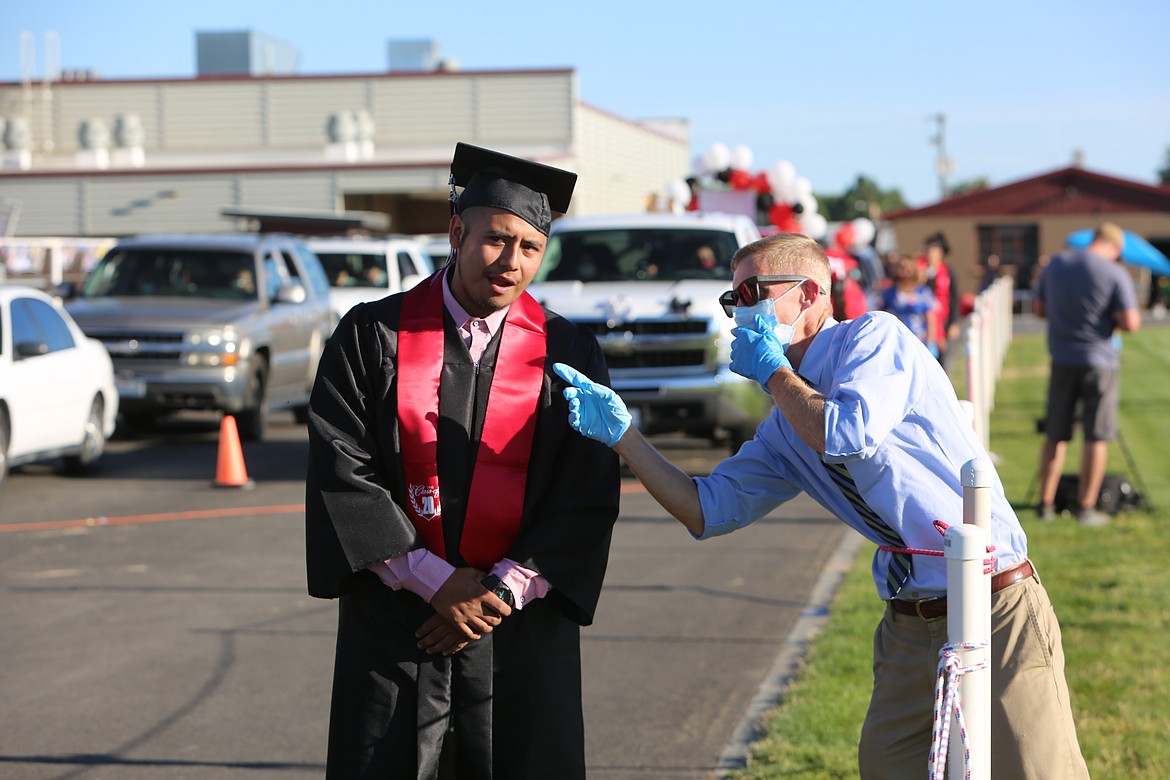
[236,356,269,442]
[64,396,107,474]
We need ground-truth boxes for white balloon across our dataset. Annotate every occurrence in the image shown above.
[800,212,828,240]
[729,144,754,171]
[850,217,876,247]
[792,175,812,202]
[665,178,692,209]
[766,161,796,198]
[702,142,731,173]
[798,194,818,218]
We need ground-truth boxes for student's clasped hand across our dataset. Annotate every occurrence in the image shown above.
[730,314,792,391]
[552,363,631,447]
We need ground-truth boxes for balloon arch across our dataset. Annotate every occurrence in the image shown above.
[659,141,875,254]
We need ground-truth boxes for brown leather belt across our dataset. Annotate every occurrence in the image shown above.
[888,559,1035,621]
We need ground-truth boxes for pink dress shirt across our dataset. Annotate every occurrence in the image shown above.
[365,272,551,608]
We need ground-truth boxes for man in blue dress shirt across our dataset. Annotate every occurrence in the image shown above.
[554,233,1088,779]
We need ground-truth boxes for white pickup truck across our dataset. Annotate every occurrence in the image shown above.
[528,211,768,450]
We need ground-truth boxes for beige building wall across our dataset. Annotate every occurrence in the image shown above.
[572,104,689,216]
[0,69,682,238]
[0,70,577,156]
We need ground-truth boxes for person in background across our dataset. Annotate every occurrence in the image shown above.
[556,232,1088,779]
[1033,221,1141,526]
[879,255,939,357]
[980,253,1002,292]
[305,143,619,778]
[918,232,960,364]
[362,264,388,287]
[1148,273,1169,320]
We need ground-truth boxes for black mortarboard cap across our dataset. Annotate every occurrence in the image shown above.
[450,142,577,236]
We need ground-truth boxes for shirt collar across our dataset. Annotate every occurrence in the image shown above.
[795,317,839,389]
[441,267,510,336]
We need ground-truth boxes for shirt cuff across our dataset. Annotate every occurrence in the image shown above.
[490,558,550,610]
[368,549,455,603]
[693,477,747,540]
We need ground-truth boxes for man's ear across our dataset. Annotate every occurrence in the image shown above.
[450,212,469,248]
[801,279,820,306]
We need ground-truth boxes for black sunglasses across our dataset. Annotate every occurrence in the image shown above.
[719,275,811,318]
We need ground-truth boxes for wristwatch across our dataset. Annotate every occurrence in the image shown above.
[481,574,516,609]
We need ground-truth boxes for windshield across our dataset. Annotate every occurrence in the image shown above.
[314,251,390,289]
[534,228,740,283]
[81,248,258,300]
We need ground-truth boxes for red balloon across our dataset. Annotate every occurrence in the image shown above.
[769,202,793,227]
[729,169,753,191]
[834,223,857,250]
[780,216,803,233]
[752,171,771,193]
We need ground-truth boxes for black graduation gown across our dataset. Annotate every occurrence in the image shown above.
[305,292,620,780]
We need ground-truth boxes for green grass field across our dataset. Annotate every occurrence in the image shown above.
[733,322,1170,780]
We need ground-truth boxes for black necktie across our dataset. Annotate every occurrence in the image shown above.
[822,461,912,597]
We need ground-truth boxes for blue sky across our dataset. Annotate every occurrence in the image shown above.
[3,0,1168,206]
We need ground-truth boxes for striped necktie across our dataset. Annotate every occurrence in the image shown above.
[822,460,912,597]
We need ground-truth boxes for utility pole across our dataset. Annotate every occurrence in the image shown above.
[929,113,955,200]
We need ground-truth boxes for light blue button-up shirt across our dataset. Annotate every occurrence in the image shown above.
[695,311,1027,600]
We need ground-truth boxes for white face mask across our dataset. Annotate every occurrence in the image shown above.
[732,281,807,349]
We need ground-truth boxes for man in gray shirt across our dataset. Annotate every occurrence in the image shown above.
[1033,222,1141,525]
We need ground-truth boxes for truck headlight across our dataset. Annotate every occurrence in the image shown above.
[714,325,733,365]
[185,328,241,367]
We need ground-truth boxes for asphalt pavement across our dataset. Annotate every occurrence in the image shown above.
[0,417,851,780]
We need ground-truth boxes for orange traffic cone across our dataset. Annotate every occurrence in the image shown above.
[214,415,255,489]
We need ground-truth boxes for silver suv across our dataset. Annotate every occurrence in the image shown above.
[62,233,336,440]
[528,212,767,450]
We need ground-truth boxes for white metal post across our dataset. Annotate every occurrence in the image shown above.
[962,457,994,708]
[944,523,990,780]
[950,457,994,780]
[962,458,993,534]
[964,311,986,449]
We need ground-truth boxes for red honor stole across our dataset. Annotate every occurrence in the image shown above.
[397,271,546,569]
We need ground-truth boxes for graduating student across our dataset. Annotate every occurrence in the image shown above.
[305,143,620,779]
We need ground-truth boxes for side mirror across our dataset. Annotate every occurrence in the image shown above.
[274,282,307,304]
[52,281,78,300]
[15,340,49,359]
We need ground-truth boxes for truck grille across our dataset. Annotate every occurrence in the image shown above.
[86,329,185,363]
[578,317,715,371]
[579,320,708,336]
[604,350,707,370]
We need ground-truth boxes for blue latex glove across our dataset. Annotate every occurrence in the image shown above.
[552,362,632,448]
[730,314,792,391]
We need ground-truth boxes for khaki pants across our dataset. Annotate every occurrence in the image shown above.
[858,567,1089,779]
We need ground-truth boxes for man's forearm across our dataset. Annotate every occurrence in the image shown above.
[613,428,705,536]
[766,368,827,454]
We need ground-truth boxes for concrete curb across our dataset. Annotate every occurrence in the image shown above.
[714,529,866,775]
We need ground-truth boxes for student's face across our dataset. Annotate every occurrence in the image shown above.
[449,207,546,317]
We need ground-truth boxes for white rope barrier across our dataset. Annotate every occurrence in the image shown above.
[929,638,990,780]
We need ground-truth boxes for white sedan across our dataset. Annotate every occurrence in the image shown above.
[0,285,119,494]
